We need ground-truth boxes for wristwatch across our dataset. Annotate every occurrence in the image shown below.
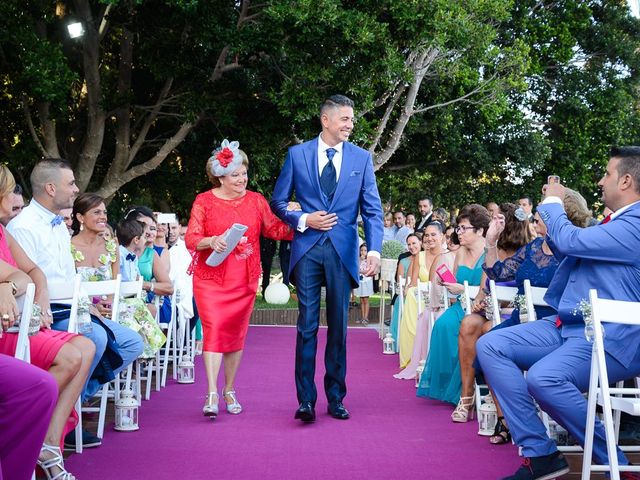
[0,280,17,296]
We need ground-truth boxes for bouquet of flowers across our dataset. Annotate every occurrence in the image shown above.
[572,298,597,342]
[510,294,529,323]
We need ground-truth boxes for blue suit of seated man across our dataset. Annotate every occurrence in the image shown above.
[477,149,640,475]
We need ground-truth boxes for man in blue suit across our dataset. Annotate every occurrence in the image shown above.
[271,95,383,422]
[477,146,640,480]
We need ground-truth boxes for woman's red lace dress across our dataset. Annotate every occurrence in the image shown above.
[186,190,293,352]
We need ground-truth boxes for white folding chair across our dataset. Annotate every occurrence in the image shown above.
[523,279,549,322]
[416,280,429,317]
[13,283,37,363]
[583,290,640,480]
[475,281,519,421]
[173,289,196,380]
[488,280,518,327]
[78,275,122,440]
[521,280,567,445]
[48,274,83,453]
[118,278,145,404]
[13,286,38,480]
[395,276,407,353]
[462,280,480,315]
[160,286,179,387]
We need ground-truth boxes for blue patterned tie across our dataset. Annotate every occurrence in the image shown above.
[50,215,64,227]
[320,148,337,201]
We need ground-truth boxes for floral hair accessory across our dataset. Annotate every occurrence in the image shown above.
[514,207,529,222]
[209,139,243,177]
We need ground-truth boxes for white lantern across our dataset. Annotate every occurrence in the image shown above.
[415,360,426,388]
[478,396,498,436]
[114,389,139,431]
[264,283,290,305]
[383,333,395,354]
[177,355,195,384]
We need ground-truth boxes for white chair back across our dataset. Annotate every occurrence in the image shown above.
[488,280,518,326]
[463,281,480,315]
[13,283,36,363]
[395,276,407,348]
[583,290,640,480]
[120,278,143,300]
[48,274,82,333]
[416,280,429,316]
[80,275,122,325]
[523,279,549,321]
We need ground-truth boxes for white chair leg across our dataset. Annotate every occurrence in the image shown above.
[74,397,83,454]
[134,361,142,406]
[161,321,173,388]
[96,383,109,439]
[146,360,154,400]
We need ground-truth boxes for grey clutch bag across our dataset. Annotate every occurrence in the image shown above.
[205,224,249,267]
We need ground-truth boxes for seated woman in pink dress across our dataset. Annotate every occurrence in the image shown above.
[0,165,94,480]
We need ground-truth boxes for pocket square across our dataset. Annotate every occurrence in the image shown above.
[350,171,361,176]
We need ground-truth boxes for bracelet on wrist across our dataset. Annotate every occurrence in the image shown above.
[150,281,155,293]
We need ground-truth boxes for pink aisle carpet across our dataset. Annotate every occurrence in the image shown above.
[65,326,521,479]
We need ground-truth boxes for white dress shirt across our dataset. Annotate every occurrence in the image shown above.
[7,199,76,285]
[317,134,344,179]
[297,135,344,233]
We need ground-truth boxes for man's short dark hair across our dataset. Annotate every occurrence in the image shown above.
[611,146,640,194]
[320,95,354,116]
[116,218,145,247]
[518,197,533,206]
[418,197,432,206]
[30,158,73,197]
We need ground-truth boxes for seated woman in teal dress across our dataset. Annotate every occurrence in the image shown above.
[417,204,490,410]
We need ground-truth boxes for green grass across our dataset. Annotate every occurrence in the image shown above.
[254,293,385,310]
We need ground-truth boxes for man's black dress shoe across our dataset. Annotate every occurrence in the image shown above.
[294,401,316,423]
[327,402,350,420]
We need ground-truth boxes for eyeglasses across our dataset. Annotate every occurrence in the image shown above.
[455,225,475,234]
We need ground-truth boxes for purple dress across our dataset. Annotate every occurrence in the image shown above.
[0,354,57,480]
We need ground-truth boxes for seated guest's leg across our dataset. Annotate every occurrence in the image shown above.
[39,338,94,478]
[528,335,640,466]
[458,313,487,398]
[44,337,95,445]
[0,354,57,480]
[52,317,107,401]
[100,317,144,377]
[476,319,562,458]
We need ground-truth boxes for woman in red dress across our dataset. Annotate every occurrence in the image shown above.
[186,140,293,418]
